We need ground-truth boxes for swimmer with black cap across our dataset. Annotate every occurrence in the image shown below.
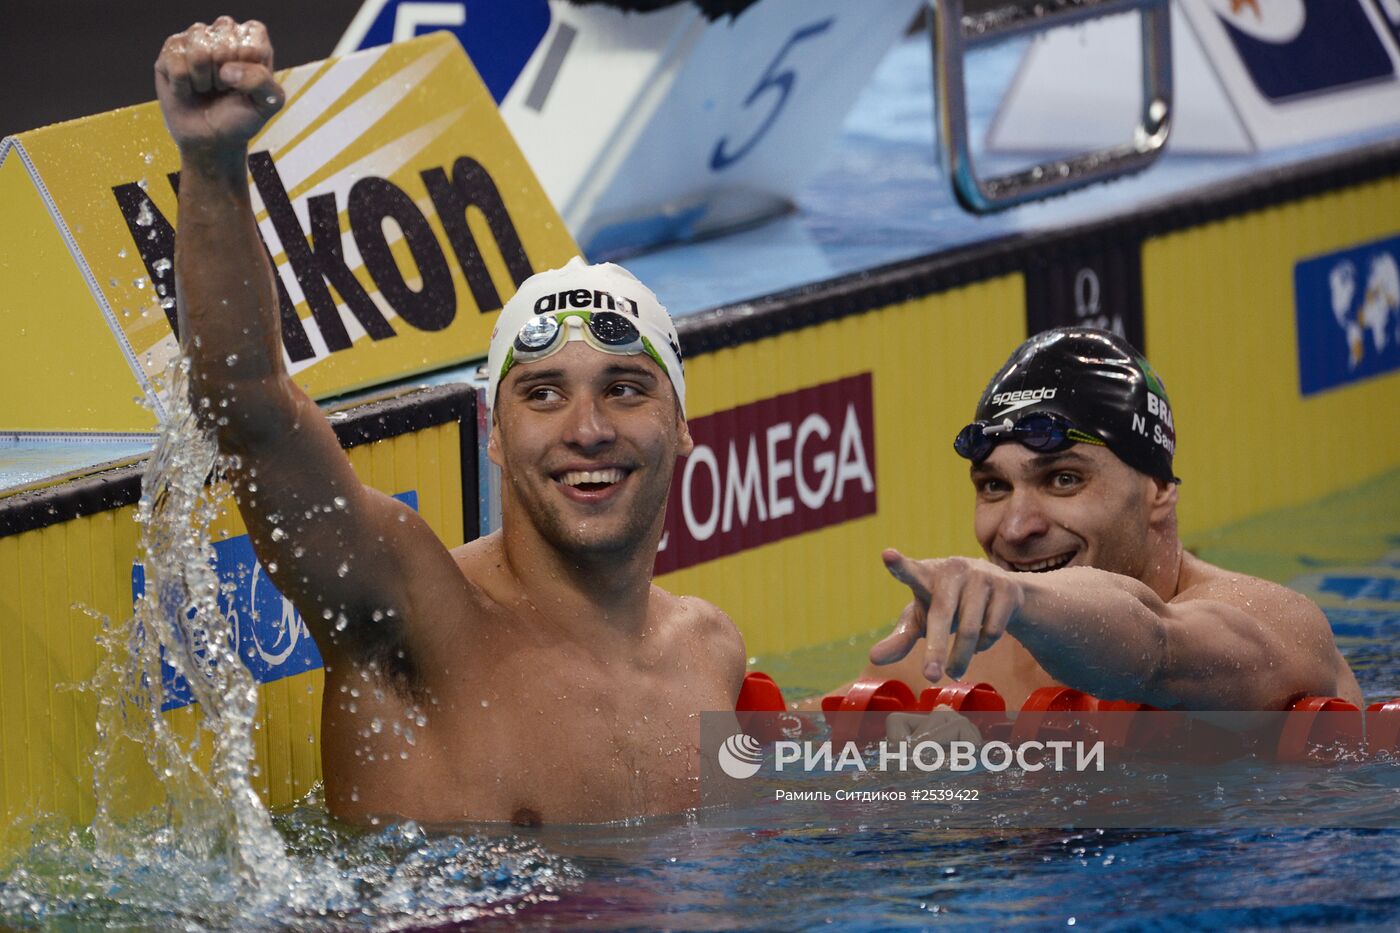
[847,327,1360,711]
[156,16,744,825]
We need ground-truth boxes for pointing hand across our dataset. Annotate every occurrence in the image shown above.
[870,549,1025,682]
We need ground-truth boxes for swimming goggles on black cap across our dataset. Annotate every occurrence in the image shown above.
[954,411,1106,463]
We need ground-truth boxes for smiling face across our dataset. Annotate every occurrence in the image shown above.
[971,442,1166,580]
[488,342,692,559]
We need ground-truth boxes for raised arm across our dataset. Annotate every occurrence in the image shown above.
[871,550,1360,710]
[156,18,472,673]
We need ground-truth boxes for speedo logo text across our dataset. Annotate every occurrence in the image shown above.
[991,387,1056,416]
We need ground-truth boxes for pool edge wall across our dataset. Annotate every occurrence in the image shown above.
[0,384,477,842]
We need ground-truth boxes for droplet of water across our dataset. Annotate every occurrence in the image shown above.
[270,526,286,541]
[337,562,349,577]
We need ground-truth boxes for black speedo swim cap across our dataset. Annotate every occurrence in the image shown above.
[967,328,1179,483]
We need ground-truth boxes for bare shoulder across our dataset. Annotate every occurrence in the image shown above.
[653,586,743,645]
[446,532,516,608]
[651,587,747,685]
[1168,553,1360,706]
[1171,553,1326,629]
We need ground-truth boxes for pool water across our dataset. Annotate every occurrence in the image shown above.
[1,801,577,931]
[501,824,1400,930]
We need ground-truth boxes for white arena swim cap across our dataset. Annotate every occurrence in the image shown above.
[486,256,686,413]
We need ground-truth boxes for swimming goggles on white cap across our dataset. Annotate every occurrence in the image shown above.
[498,310,672,384]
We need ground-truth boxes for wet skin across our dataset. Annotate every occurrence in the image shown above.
[319,537,743,824]
[157,18,744,824]
[972,445,1159,584]
[845,442,1362,710]
[491,344,688,562]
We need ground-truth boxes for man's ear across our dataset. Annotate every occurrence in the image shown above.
[1148,475,1178,525]
[487,416,504,468]
[677,414,694,457]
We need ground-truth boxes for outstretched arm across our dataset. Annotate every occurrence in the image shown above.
[871,550,1360,710]
[157,19,471,670]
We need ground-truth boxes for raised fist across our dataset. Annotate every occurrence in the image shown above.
[154,17,284,161]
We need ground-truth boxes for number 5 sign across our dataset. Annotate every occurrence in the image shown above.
[496,0,922,257]
[709,19,834,171]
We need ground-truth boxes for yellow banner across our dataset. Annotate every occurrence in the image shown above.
[0,33,577,432]
[0,410,467,845]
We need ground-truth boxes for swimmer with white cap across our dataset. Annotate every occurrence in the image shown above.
[156,17,743,825]
[830,328,1361,716]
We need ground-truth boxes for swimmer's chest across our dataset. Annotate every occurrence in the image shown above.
[424,635,726,822]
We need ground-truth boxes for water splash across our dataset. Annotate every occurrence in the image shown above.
[0,357,577,928]
[124,355,288,903]
[1,796,579,930]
